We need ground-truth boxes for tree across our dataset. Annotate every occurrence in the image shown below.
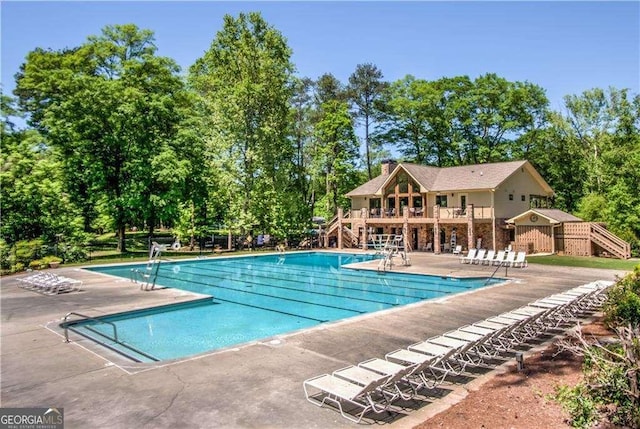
[376,75,435,164]
[289,77,315,220]
[189,12,295,237]
[311,100,359,217]
[0,126,84,246]
[559,88,640,248]
[529,112,586,212]
[15,24,188,252]
[348,63,387,179]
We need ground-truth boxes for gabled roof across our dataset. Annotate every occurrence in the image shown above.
[506,208,582,224]
[345,174,390,197]
[346,160,553,196]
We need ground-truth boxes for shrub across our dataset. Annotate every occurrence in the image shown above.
[604,266,640,327]
[10,262,25,273]
[28,259,46,270]
[13,239,44,266]
[59,245,87,263]
[554,384,599,429]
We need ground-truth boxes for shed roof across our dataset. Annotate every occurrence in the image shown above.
[506,208,582,224]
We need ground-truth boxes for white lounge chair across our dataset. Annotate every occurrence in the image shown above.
[357,358,420,401]
[303,371,393,423]
[452,245,462,255]
[481,250,495,265]
[503,251,517,267]
[491,250,506,266]
[406,337,469,382]
[512,251,528,268]
[385,347,451,390]
[471,249,486,264]
[460,248,477,264]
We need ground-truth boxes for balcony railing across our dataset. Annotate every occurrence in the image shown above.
[350,205,493,220]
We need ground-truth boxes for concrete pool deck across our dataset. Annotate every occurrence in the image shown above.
[0,251,629,428]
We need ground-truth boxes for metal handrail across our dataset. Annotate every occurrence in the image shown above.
[62,312,118,343]
[485,260,508,285]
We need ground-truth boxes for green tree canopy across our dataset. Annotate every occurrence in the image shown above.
[15,24,188,251]
[189,12,296,237]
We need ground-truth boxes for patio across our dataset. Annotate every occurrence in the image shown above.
[0,252,627,428]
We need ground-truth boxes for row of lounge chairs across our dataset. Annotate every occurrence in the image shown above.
[460,249,528,267]
[303,280,612,423]
[17,272,82,295]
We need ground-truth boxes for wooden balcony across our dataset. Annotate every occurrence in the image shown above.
[349,205,493,222]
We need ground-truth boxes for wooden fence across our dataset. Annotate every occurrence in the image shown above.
[515,225,553,253]
[555,223,592,256]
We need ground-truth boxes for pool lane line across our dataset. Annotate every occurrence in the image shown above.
[206,258,478,292]
[162,266,399,310]
[222,259,475,292]
[154,270,372,316]
[172,265,418,307]
[180,263,452,302]
[180,264,438,305]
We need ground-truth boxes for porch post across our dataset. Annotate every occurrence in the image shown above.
[402,207,409,251]
[337,208,343,249]
[362,208,369,251]
[434,205,440,254]
[467,204,475,250]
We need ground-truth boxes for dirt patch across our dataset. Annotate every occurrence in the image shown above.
[415,319,613,429]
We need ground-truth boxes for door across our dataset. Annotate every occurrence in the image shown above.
[460,194,467,213]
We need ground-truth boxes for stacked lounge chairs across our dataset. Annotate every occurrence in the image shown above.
[17,272,82,295]
[303,280,613,423]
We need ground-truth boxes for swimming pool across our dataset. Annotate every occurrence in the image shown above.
[67,252,503,362]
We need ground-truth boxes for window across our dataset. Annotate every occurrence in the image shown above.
[509,194,514,201]
[530,194,552,208]
[397,174,408,193]
[521,195,526,202]
[436,195,448,207]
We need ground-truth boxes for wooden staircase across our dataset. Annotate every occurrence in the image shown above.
[341,226,359,248]
[590,223,631,259]
[325,212,358,248]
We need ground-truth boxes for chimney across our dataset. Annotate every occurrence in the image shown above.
[381,159,397,176]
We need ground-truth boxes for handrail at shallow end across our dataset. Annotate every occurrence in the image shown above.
[62,311,118,343]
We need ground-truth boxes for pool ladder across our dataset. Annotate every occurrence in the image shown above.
[131,242,164,290]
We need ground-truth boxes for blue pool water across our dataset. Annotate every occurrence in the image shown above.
[70,252,503,362]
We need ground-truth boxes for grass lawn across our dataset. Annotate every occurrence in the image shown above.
[528,254,639,271]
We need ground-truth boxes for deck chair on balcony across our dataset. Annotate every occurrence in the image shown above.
[303,371,394,423]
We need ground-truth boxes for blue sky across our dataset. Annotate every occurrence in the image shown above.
[2,1,639,114]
